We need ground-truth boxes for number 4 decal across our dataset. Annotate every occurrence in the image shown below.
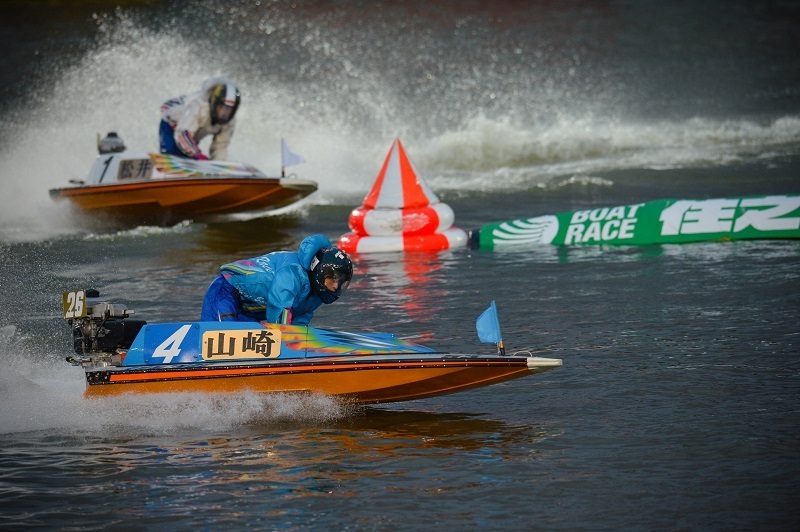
[152,324,192,363]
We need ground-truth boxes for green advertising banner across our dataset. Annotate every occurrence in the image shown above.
[473,194,800,250]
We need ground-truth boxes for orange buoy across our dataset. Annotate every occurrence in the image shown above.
[338,139,467,253]
[348,202,455,237]
[339,228,468,253]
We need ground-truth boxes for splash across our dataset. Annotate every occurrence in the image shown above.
[418,114,800,192]
[0,325,349,436]
[1,2,798,243]
[82,219,196,241]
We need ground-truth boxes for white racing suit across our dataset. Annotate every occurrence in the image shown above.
[159,77,236,160]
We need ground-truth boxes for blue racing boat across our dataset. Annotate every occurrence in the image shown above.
[62,289,562,404]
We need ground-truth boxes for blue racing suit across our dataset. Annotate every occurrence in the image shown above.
[200,234,331,324]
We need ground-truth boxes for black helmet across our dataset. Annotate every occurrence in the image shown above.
[309,247,353,304]
[209,83,240,125]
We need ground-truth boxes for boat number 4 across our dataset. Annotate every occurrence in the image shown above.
[152,324,192,363]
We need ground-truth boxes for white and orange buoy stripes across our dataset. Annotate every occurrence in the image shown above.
[338,139,468,253]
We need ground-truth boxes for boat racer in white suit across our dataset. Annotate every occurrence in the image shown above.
[159,76,240,161]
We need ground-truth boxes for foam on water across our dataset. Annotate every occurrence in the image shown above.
[81,219,196,241]
[0,324,347,436]
[1,4,798,243]
[419,113,800,191]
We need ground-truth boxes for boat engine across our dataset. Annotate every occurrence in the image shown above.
[64,289,146,368]
[97,131,126,154]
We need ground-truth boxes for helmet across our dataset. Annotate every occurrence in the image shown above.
[209,83,240,125]
[309,247,353,304]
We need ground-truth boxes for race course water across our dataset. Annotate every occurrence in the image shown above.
[1,1,799,529]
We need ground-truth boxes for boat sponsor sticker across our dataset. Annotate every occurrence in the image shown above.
[118,158,154,180]
[201,328,283,360]
[133,323,285,365]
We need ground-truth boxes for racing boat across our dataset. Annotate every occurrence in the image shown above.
[49,134,317,221]
[62,289,562,403]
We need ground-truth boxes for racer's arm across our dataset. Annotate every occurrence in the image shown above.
[209,122,235,161]
[265,269,302,324]
[290,309,314,326]
[174,100,207,159]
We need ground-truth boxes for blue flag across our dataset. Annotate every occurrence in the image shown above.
[281,138,306,168]
[476,300,503,343]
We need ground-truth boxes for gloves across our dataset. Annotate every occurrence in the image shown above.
[195,153,209,161]
[278,308,293,325]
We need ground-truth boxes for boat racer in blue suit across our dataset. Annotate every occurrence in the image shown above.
[200,234,354,324]
[160,76,240,161]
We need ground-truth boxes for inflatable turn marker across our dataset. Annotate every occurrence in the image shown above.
[339,139,468,253]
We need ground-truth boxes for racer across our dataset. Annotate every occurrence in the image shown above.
[159,77,240,161]
[200,234,354,324]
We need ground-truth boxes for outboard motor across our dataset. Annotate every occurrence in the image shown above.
[97,132,126,154]
[64,289,146,368]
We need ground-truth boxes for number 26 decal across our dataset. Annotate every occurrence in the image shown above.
[63,290,86,319]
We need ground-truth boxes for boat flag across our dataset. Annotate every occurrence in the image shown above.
[476,300,505,355]
[281,138,305,176]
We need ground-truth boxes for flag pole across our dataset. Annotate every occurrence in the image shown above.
[493,301,506,355]
[280,137,305,177]
[476,300,506,355]
[280,138,285,177]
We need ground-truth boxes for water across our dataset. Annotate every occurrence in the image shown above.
[1,0,799,528]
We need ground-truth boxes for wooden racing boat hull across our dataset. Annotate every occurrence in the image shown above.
[49,177,317,216]
[82,355,562,403]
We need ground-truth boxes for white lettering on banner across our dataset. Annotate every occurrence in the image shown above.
[601,220,621,240]
[583,221,601,241]
[564,224,584,244]
[571,211,588,224]
[607,206,627,220]
[683,199,737,234]
[565,218,638,244]
[627,203,643,218]
[733,196,800,232]
[565,203,644,244]
[660,196,800,235]
[588,208,608,222]
[570,203,644,224]
[620,218,636,238]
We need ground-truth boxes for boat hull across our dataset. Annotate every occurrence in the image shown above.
[49,177,317,216]
[82,355,562,403]
[62,293,562,404]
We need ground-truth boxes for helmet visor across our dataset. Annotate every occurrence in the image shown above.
[214,103,235,124]
[322,269,350,294]
[318,264,351,301]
